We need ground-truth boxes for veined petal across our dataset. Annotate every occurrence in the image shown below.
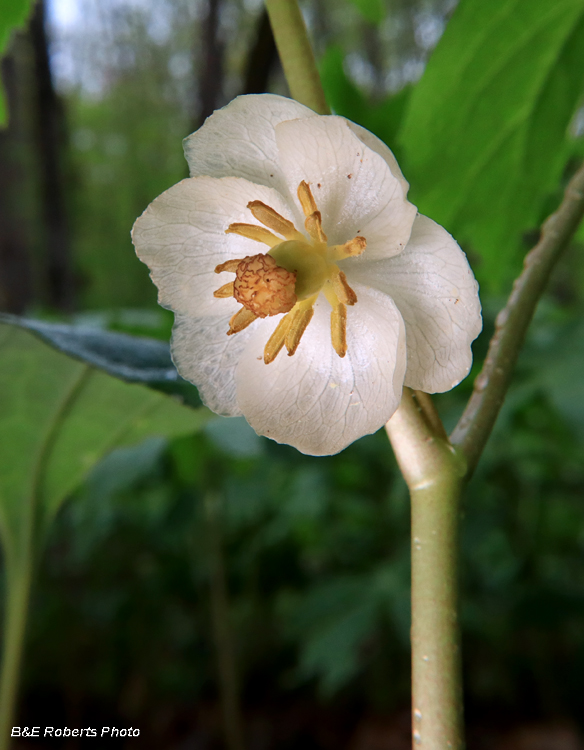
[235,284,407,456]
[183,94,315,207]
[346,121,410,196]
[346,214,482,393]
[274,116,417,257]
[132,176,296,317]
[171,313,267,417]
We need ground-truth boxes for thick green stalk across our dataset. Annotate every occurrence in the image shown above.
[264,0,329,114]
[0,557,33,750]
[386,389,466,750]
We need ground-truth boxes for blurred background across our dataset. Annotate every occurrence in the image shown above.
[2,0,584,747]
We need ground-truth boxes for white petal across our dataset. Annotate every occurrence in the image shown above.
[274,116,417,258]
[132,176,298,317]
[346,120,410,195]
[171,313,266,417]
[183,94,315,203]
[235,284,407,455]
[346,214,482,393]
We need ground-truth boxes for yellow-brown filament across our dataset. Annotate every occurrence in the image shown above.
[264,314,294,364]
[247,201,304,241]
[305,211,327,243]
[285,305,315,356]
[330,269,357,306]
[215,258,244,274]
[227,307,257,335]
[330,303,347,357]
[342,236,367,257]
[226,223,282,247]
[213,281,234,298]
[297,180,318,216]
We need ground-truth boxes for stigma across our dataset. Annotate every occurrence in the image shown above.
[213,181,366,364]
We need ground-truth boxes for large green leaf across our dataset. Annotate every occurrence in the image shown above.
[399,0,584,291]
[0,0,35,125]
[0,314,202,407]
[0,320,211,562]
[320,46,411,164]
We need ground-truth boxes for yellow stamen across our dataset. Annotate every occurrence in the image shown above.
[226,223,282,247]
[213,281,234,298]
[264,313,294,364]
[342,236,367,257]
[328,235,367,261]
[227,307,257,335]
[305,211,327,244]
[215,258,244,274]
[247,201,304,241]
[217,182,366,364]
[330,302,347,358]
[297,180,318,217]
[285,300,316,356]
[330,268,357,306]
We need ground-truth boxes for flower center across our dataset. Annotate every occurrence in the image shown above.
[213,181,366,364]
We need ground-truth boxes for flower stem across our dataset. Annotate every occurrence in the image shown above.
[0,558,33,750]
[386,389,466,750]
[264,0,330,114]
[451,159,584,476]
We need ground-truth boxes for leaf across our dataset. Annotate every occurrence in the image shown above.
[399,0,584,292]
[0,314,202,408]
[320,46,411,163]
[0,320,212,562]
[0,0,35,125]
[346,0,384,26]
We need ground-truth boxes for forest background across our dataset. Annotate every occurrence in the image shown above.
[1,0,584,747]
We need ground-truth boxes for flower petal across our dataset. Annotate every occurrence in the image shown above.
[132,176,297,317]
[234,283,407,455]
[183,94,315,202]
[346,214,482,393]
[346,121,410,195]
[171,313,265,417]
[274,115,417,258]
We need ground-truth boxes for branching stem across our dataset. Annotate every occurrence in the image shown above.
[451,160,584,476]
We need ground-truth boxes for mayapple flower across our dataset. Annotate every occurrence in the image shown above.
[132,94,481,456]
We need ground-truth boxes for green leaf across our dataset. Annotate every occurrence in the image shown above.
[0,314,202,408]
[399,0,584,292]
[320,45,410,162]
[0,0,35,125]
[0,320,212,559]
[346,0,384,25]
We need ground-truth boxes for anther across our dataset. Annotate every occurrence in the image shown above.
[330,269,357,306]
[213,281,235,298]
[227,307,257,335]
[247,201,304,241]
[226,223,282,247]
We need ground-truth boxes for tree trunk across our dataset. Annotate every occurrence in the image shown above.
[30,0,75,312]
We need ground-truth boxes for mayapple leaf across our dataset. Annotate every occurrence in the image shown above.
[0,320,212,561]
[0,0,36,125]
[399,0,584,292]
[0,314,202,407]
[346,0,384,25]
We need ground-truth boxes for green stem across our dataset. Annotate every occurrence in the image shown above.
[0,558,33,750]
[386,389,465,750]
[451,159,584,476]
[265,0,330,114]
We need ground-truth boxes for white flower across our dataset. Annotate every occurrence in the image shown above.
[132,94,481,456]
